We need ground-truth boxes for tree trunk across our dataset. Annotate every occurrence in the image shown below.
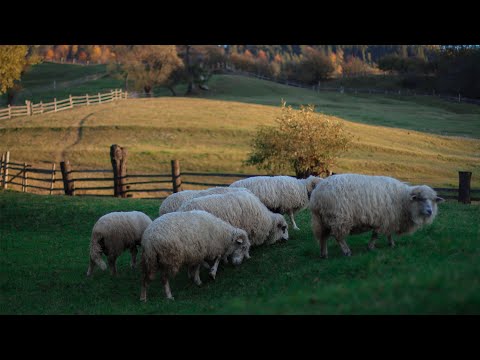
[185,45,195,95]
[6,89,15,106]
[167,86,177,96]
[144,85,152,97]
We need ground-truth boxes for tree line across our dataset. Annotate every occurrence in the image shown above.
[1,45,479,101]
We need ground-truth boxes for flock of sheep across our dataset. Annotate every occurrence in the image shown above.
[86,174,445,301]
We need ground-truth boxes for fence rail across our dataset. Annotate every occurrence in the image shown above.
[0,89,128,120]
[224,70,480,106]
[1,147,478,204]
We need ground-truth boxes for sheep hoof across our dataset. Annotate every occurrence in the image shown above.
[140,297,147,302]
[344,251,352,257]
[293,226,300,231]
[195,281,203,287]
[209,272,216,281]
[167,296,175,301]
[320,254,328,259]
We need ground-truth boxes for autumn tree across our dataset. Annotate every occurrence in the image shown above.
[0,45,28,95]
[116,45,184,96]
[296,47,335,84]
[246,100,352,178]
[342,57,372,77]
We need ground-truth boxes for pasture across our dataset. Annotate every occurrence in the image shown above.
[0,191,479,314]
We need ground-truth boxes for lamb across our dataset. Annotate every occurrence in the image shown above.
[86,211,152,276]
[159,186,251,216]
[229,175,322,230]
[309,174,445,258]
[140,210,250,301]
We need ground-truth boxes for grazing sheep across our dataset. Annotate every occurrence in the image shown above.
[140,210,250,301]
[87,211,152,276]
[159,187,251,216]
[309,174,445,258]
[178,190,288,279]
[229,175,322,230]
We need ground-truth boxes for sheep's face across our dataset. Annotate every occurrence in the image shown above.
[230,230,251,266]
[271,214,289,243]
[409,186,444,225]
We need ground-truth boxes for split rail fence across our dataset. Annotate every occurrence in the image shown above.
[1,146,478,204]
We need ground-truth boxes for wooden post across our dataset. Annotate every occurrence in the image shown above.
[3,151,10,189]
[110,144,128,198]
[0,153,3,186]
[86,94,90,106]
[50,163,56,195]
[23,162,28,193]
[26,100,31,116]
[54,98,57,112]
[69,95,73,108]
[98,93,102,104]
[171,159,182,193]
[40,101,44,114]
[111,89,114,101]
[8,105,11,119]
[60,161,75,196]
[458,171,472,204]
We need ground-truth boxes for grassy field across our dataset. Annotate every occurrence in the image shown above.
[1,191,479,314]
[0,62,123,106]
[0,97,478,189]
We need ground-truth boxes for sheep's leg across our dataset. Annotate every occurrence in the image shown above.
[209,256,222,280]
[193,264,202,286]
[130,246,138,269]
[388,235,395,248]
[368,232,379,251]
[86,258,95,277]
[222,254,229,265]
[162,274,174,300]
[202,261,211,269]
[108,256,118,276]
[334,233,351,257]
[187,265,196,280]
[312,214,329,259]
[140,272,151,302]
[289,210,300,231]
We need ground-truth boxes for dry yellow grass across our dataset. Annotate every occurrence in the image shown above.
[0,97,479,191]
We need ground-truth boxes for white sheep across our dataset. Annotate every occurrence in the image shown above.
[178,190,289,248]
[87,211,152,276]
[140,210,250,301]
[159,187,250,216]
[178,190,289,279]
[309,174,445,258]
[229,175,322,230]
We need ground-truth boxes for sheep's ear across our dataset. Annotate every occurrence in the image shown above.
[235,237,244,244]
[435,196,445,203]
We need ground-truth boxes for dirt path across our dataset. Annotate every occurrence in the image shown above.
[60,112,95,161]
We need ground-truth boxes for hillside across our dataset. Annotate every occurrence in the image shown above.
[1,96,478,188]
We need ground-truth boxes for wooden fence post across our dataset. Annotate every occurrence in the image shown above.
[0,153,3,187]
[69,95,73,108]
[2,151,10,189]
[60,161,75,196]
[98,93,102,104]
[50,163,56,195]
[26,100,31,116]
[171,159,182,193]
[23,162,28,193]
[54,98,57,112]
[110,144,128,198]
[7,105,11,119]
[40,101,44,114]
[86,94,90,106]
[458,171,472,204]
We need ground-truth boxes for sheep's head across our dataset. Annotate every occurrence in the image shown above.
[305,176,323,198]
[408,185,444,226]
[269,214,289,244]
[230,228,251,266]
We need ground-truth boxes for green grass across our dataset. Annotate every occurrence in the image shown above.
[1,191,479,314]
[198,75,480,138]
[0,62,123,106]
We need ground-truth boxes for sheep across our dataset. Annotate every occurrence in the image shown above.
[229,175,322,231]
[140,210,250,301]
[87,211,152,276]
[178,190,289,278]
[159,186,251,216]
[309,174,445,258]
[179,190,289,248]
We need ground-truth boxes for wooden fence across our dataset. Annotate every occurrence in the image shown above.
[1,147,478,204]
[0,89,127,120]
[225,69,480,106]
